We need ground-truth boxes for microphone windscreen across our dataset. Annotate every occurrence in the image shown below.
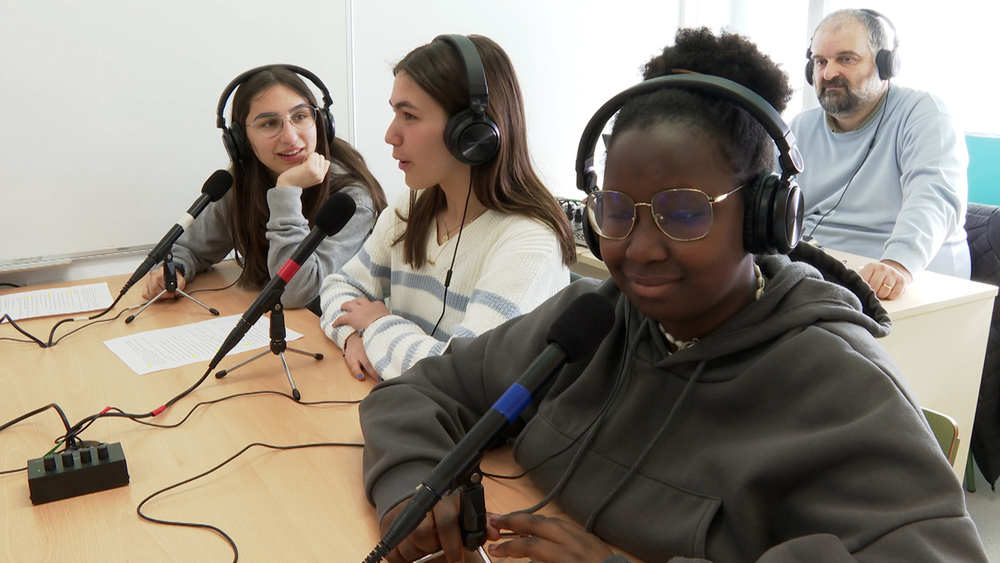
[315,191,357,236]
[203,169,233,202]
[547,293,615,362]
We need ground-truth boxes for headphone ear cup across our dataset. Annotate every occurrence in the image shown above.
[875,48,901,80]
[445,109,500,166]
[777,180,804,254]
[743,172,804,255]
[804,47,815,86]
[222,123,247,164]
[743,173,770,255]
[321,107,336,144]
[582,207,603,261]
[743,172,803,254]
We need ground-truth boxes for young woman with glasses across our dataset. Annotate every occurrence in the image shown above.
[357,28,988,562]
[141,66,387,309]
[319,35,576,382]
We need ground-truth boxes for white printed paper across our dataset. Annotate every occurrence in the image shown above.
[0,283,114,321]
[103,314,302,375]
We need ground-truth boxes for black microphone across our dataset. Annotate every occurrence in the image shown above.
[207,191,356,371]
[365,292,616,562]
[120,170,233,296]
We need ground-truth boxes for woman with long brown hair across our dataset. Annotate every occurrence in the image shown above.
[320,34,575,381]
[142,65,386,309]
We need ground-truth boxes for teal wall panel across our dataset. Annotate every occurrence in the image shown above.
[969,134,1000,206]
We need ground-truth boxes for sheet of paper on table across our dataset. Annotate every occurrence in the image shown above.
[104,314,302,375]
[0,283,113,321]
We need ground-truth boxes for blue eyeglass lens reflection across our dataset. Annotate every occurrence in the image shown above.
[251,106,317,138]
[587,189,715,241]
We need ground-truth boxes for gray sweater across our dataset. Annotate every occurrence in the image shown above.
[360,245,987,562]
[170,166,376,308]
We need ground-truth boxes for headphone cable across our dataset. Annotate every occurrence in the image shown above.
[805,83,891,241]
[430,177,474,338]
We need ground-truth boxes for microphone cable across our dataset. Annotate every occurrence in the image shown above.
[805,84,891,242]
[1,304,140,347]
[0,274,240,349]
[2,386,362,469]
[1,387,365,562]
[0,291,129,349]
[136,440,364,563]
[0,403,76,475]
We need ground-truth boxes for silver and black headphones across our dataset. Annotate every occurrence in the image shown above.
[433,35,501,166]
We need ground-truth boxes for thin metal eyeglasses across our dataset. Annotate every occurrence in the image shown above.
[246,104,318,138]
[586,184,745,242]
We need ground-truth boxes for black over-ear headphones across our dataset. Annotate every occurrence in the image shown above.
[433,35,501,166]
[576,74,805,259]
[216,64,336,164]
[805,8,901,85]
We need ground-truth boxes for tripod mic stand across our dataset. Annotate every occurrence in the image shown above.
[127,251,219,323]
[214,298,323,401]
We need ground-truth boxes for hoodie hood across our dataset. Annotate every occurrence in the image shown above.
[604,242,892,373]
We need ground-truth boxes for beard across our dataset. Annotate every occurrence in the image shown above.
[817,68,883,117]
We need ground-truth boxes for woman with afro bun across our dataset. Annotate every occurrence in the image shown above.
[358,27,988,563]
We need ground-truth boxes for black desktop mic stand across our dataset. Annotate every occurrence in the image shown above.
[214,298,323,401]
[127,251,219,323]
[365,469,493,563]
[458,471,493,562]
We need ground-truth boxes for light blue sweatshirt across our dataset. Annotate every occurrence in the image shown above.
[790,84,970,278]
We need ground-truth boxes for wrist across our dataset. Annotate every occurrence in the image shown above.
[345,328,364,348]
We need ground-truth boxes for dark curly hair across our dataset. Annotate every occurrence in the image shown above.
[609,27,793,185]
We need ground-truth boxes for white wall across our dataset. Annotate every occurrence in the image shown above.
[350,0,682,204]
[0,0,353,282]
[1,0,683,287]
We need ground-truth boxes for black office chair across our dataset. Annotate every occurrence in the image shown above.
[966,202,1000,492]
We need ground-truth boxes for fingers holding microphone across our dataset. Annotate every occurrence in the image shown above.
[141,269,187,301]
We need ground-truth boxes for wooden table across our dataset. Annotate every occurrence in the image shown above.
[0,262,595,562]
[572,247,997,480]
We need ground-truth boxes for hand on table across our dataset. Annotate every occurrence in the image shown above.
[859,259,912,301]
[343,331,377,381]
[334,295,389,381]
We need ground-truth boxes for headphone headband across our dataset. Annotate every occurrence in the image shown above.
[576,73,804,257]
[575,74,804,195]
[805,9,901,84]
[216,64,335,130]
[859,8,899,51]
[433,34,490,115]
[430,34,501,166]
[216,64,336,165]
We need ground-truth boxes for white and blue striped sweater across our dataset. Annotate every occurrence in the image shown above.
[319,198,570,380]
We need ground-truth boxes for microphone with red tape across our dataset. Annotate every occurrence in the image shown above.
[207,191,356,370]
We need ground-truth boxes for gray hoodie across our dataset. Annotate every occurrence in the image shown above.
[360,244,987,562]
